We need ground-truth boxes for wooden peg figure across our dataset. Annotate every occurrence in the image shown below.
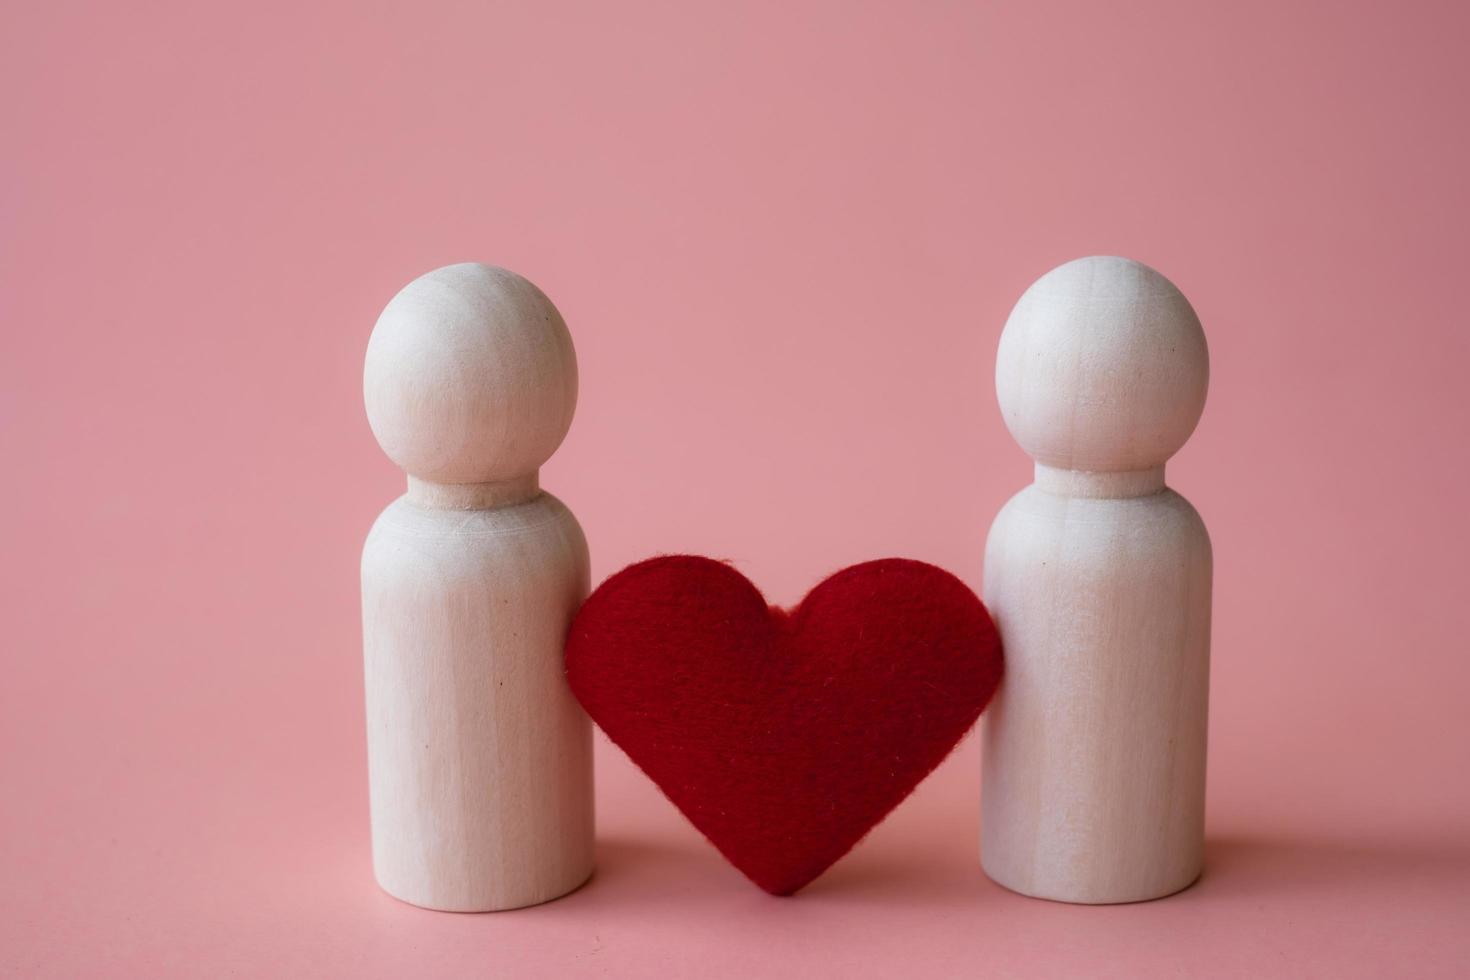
[361,263,593,911]
[981,256,1212,904]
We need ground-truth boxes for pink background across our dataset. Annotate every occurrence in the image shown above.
[4,1,1468,976]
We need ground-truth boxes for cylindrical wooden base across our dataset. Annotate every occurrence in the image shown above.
[362,491,593,912]
[980,482,1211,904]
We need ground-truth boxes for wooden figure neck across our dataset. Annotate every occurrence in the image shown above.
[1033,463,1166,499]
[406,473,541,510]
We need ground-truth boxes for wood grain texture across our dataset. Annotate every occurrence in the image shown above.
[981,256,1212,904]
[361,264,593,911]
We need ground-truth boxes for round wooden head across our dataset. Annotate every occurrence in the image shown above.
[995,256,1208,473]
[364,263,578,485]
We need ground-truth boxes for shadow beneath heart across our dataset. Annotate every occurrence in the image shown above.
[566,830,998,908]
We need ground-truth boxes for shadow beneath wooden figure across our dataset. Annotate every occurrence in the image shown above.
[560,835,745,904]
[807,832,1470,906]
[1189,834,1470,901]
[561,829,1470,907]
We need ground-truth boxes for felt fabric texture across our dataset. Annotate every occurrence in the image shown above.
[565,555,1004,895]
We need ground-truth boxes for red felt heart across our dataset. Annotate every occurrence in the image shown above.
[565,555,1003,895]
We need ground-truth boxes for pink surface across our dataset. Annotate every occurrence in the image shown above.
[3,2,1467,976]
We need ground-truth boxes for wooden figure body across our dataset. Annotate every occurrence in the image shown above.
[361,263,593,911]
[980,256,1212,904]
